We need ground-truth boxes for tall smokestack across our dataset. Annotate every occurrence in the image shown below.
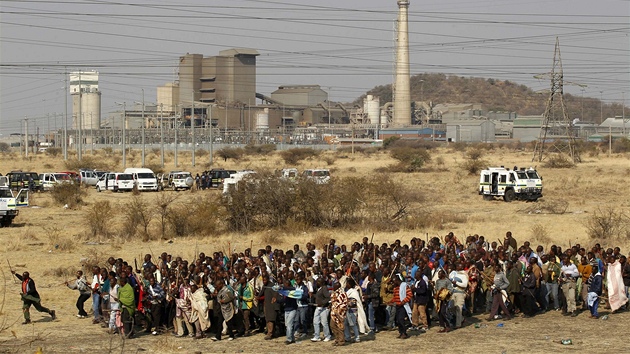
[393,0,411,127]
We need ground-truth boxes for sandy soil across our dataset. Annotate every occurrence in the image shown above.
[1,146,630,353]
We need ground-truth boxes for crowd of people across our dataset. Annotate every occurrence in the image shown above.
[14,231,630,345]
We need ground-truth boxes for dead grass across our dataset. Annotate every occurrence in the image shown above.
[2,146,630,352]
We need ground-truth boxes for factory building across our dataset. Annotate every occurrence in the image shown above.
[271,85,328,106]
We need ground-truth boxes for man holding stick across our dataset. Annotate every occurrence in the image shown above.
[10,270,56,324]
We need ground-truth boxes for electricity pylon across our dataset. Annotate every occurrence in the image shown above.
[532,37,582,163]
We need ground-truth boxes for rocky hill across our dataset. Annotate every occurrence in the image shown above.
[356,73,624,122]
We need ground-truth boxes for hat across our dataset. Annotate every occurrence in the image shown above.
[395,273,404,282]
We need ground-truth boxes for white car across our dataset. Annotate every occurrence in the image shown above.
[302,169,330,184]
[39,173,72,191]
[124,168,158,191]
[79,170,99,186]
[96,173,135,192]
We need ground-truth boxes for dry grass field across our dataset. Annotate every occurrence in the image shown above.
[1,144,630,353]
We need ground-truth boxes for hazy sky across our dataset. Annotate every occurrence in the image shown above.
[1,0,628,135]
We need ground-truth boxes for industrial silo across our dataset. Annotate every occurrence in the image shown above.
[364,95,380,124]
[256,108,269,130]
[70,71,101,129]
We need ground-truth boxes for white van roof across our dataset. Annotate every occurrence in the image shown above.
[124,168,155,174]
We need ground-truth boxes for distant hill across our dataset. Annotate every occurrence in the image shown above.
[355,73,624,122]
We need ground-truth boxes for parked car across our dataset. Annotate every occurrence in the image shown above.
[39,173,72,191]
[302,169,330,184]
[5,171,42,191]
[158,171,193,191]
[209,168,237,188]
[124,168,158,191]
[78,169,99,186]
[95,173,134,192]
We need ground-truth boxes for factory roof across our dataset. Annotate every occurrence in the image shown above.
[219,48,260,57]
[272,85,326,94]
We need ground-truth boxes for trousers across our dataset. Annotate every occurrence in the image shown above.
[411,303,428,328]
[331,317,345,344]
[452,292,466,327]
[561,281,576,313]
[312,307,330,339]
[21,294,51,320]
[76,293,90,316]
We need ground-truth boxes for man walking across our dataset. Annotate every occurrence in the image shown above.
[560,255,579,317]
[311,278,331,342]
[12,270,56,324]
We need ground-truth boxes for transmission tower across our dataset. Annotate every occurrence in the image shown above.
[532,37,581,163]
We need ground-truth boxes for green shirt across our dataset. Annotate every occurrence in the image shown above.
[118,283,135,315]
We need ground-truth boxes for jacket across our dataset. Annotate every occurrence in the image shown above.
[15,274,39,298]
[413,278,430,305]
[362,279,381,307]
[314,285,331,307]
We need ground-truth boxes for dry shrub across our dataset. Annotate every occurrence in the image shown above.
[45,147,61,157]
[585,207,630,239]
[530,223,552,244]
[415,210,468,230]
[85,200,116,240]
[155,192,179,239]
[461,148,488,175]
[611,137,630,153]
[120,194,154,241]
[543,153,575,168]
[46,226,76,251]
[243,144,276,156]
[43,266,77,278]
[167,195,223,237]
[195,149,209,157]
[261,230,282,245]
[217,147,245,162]
[518,199,569,215]
[145,162,164,175]
[0,142,10,153]
[389,147,431,172]
[223,172,416,233]
[50,182,86,209]
[279,148,320,165]
[310,232,332,250]
[64,155,110,171]
[81,248,109,274]
[322,155,336,166]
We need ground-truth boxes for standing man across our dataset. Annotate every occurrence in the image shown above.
[65,270,91,318]
[450,263,469,328]
[390,274,412,339]
[11,270,56,324]
[330,282,348,347]
[212,279,237,341]
[560,255,579,317]
[311,278,331,342]
[90,266,104,324]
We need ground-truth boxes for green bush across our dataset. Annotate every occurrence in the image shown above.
[389,147,431,172]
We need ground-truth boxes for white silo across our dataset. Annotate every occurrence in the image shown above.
[256,108,269,130]
[70,71,101,129]
[364,95,380,124]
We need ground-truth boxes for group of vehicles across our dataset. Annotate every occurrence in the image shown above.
[0,176,29,227]
[222,168,331,195]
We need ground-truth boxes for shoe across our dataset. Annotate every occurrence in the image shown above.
[419,327,428,333]
[297,332,306,338]
[311,337,322,342]
[76,314,82,318]
[285,340,294,345]
[152,331,158,335]
[210,337,219,341]
[571,311,578,317]
[438,328,451,333]
[355,337,360,343]
[22,319,31,325]
[323,337,331,342]
[50,310,56,321]
[227,337,234,341]
[400,333,409,339]
[174,334,184,338]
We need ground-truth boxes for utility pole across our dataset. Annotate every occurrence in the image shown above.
[175,104,178,168]
[141,88,146,167]
[209,104,214,166]
[24,118,29,158]
[600,91,604,124]
[63,68,68,160]
[160,103,164,167]
[90,113,94,154]
[78,71,82,161]
[191,91,195,167]
[532,38,580,163]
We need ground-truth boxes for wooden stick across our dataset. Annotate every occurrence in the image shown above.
[6,259,17,284]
